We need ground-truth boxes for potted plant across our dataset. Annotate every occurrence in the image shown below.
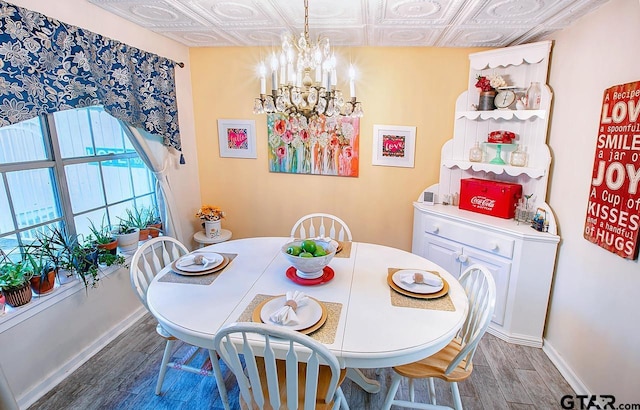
[124,207,151,241]
[0,259,34,308]
[196,205,225,239]
[26,250,56,295]
[88,217,118,255]
[113,221,140,253]
[145,206,163,238]
[70,241,100,291]
[40,225,80,285]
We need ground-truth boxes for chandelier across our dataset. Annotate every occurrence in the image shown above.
[252,0,363,119]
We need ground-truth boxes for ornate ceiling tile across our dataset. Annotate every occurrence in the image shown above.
[87,0,610,47]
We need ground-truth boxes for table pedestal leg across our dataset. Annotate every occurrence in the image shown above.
[346,368,381,393]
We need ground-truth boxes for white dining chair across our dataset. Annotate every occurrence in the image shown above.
[290,213,353,242]
[129,236,229,408]
[382,264,496,410]
[213,322,350,410]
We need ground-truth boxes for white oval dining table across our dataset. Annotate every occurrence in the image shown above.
[146,237,469,394]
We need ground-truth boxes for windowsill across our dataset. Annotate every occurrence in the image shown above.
[0,255,132,333]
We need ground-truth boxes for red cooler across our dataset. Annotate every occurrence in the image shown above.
[459,178,522,219]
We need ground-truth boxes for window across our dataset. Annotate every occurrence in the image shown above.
[0,106,156,259]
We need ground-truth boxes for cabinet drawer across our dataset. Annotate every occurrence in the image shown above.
[422,215,515,259]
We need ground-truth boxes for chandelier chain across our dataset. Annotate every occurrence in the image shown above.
[304,0,310,44]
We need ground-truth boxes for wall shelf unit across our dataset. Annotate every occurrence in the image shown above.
[412,41,560,348]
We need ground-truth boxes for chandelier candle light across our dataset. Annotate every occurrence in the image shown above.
[253,0,363,119]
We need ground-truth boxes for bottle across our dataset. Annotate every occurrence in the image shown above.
[510,144,527,167]
[469,141,483,162]
[526,82,541,110]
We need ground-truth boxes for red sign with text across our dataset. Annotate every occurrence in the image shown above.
[584,81,640,259]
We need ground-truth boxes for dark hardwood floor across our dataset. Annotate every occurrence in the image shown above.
[30,313,574,409]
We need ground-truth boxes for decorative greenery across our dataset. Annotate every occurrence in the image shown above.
[123,207,152,230]
[144,206,161,226]
[70,242,100,290]
[1,221,128,294]
[87,216,116,245]
[25,250,55,282]
[38,225,80,272]
[0,260,33,291]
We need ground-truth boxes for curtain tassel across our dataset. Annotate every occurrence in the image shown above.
[179,153,185,164]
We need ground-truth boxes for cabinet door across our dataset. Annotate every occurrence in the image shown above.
[461,247,511,326]
[421,234,463,279]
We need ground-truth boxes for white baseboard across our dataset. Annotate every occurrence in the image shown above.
[542,338,590,396]
[487,326,543,348]
[17,307,147,410]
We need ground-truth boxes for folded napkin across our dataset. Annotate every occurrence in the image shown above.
[269,291,309,325]
[177,254,211,268]
[399,271,443,287]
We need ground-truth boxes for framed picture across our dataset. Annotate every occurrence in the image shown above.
[217,119,257,158]
[372,124,416,168]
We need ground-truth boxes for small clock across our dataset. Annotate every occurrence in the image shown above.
[495,89,516,109]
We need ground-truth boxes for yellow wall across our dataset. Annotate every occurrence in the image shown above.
[189,47,475,250]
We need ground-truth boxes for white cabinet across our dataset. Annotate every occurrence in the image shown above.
[413,204,559,347]
[412,41,560,347]
[418,231,511,326]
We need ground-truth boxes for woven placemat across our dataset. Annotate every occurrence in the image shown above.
[334,241,352,258]
[158,253,237,285]
[388,268,456,311]
[237,294,342,344]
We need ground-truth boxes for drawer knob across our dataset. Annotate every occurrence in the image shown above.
[489,241,499,251]
[458,254,468,263]
[429,225,440,234]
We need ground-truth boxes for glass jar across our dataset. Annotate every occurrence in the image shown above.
[469,141,483,162]
[526,82,541,110]
[510,144,527,167]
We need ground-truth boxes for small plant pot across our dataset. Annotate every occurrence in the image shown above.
[116,228,140,252]
[138,228,150,241]
[57,269,75,285]
[97,240,118,255]
[30,270,57,295]
[147,223,162,238]
[2,282,33,307]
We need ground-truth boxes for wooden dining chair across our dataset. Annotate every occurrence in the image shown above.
[382,264,496,410]
[290,213,353,242]
[129,237,229,408]
[213,322,350,410]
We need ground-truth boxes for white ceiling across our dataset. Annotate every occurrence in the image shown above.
[87,0,609,48]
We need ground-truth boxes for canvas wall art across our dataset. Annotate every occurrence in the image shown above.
[267,114,359,177]
[217,119,257,158]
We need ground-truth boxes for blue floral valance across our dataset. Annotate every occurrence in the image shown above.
[0,1,183,160]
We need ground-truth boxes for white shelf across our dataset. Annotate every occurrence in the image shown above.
[442,159,546,178]
[456,109,546,121]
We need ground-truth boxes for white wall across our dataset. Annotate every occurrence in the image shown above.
[1,1,202,407]
[545,0,640,402]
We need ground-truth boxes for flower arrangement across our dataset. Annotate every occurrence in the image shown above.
[195,205,225,221]
[475,74,507,92]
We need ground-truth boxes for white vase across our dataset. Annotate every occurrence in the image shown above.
[204,220,221,238]
[116,228,140,252]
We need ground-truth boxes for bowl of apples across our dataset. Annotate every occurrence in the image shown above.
[282,239,337,279]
